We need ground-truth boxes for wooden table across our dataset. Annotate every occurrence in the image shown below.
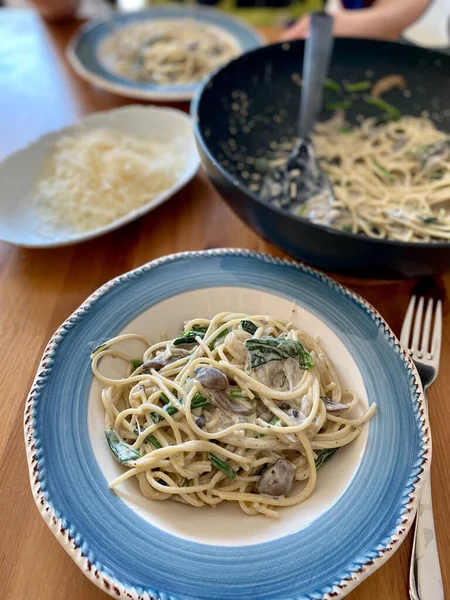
[0,8,448,600]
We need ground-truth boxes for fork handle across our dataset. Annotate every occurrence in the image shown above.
[409,473,444,600]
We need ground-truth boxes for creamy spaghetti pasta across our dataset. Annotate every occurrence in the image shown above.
[101,20,239,85]
[91,313,375,518]
[261,115,450,243]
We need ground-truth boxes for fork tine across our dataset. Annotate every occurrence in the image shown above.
[411,297,424,354]
[420,299,433,356]
[431,300,442,360]
[400,295,416,349]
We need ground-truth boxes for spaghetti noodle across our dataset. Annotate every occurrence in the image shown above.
[91,312,375,518]
[102,20,239,85]
[261,116,450,242]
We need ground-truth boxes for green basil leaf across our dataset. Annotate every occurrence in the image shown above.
[374,160,395,183]
[209,453,236,479]
[421,216,440,225]
[173,326,208,346]
[336,125,353,133]
[244,337,314,371]
[151,403,178,423]
[134,426,163,449]
[105,429,141,464]
[344,80,371,92]
[191,393,211,409]
[131,359,144,370]
[325,101,353,111]
[160,392,171,405]
[324,78,342,94]
[315,447,339,469]
[240,320,258,335]
[146,434,162,449]
[209,327,229,349]
[363,95,401,119]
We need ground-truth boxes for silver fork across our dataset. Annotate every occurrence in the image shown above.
[400,296,443,600]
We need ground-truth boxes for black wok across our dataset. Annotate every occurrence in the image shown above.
[192,38,450,278]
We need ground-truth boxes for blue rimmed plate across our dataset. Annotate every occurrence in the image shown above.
[66,7,263,102]
[25,249,430,600]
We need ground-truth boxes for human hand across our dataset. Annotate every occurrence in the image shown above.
[280,15,311,40]
[31,0,80,21]
[281,9,401,42]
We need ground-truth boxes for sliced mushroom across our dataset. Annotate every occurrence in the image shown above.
[195,415,206,429]
[371,74,406,98]
[173,342,197,350]
[142,356,174,373]
[211,390,254,417]
[255,459,296,497]
[322,396,350,413]
[252,360,285,389]
[170,347,191,357]
[258,410,272,423]
[272,370,287,388]
[283,358,304,389]
[195,367,229,390]
[420,139,450,173]
[224,331,248,363]
[253,358,303,391]
[196,368,254,416]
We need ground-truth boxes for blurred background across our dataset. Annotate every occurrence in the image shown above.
[2,0,450,48]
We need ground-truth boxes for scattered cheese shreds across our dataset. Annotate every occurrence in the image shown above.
[35,127,185,234]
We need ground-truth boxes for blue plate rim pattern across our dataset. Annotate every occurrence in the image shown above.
[66,7,264,101]
[24,249,431,600]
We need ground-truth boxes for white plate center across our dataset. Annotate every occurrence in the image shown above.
[88,287,368,546]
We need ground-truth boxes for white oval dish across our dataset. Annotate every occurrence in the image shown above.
[0,105,200,248]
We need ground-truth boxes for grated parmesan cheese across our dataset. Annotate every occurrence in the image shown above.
[35,127,185,234]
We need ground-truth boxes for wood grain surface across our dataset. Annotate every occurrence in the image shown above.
[0,8,448,600]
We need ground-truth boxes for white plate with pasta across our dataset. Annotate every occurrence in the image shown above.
[67,6,263,102]
[25,250,430,600]
[90,293,374,534]
[0,105,200,247]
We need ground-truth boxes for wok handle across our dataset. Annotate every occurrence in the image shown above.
[298,12,334,139]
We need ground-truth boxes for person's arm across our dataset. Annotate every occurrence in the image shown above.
[31,0,80,21]
[281,0,431,41]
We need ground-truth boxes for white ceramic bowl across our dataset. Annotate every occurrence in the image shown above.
[0,105,200,248]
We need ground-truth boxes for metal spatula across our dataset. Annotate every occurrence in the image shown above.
[261,13,335,210]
